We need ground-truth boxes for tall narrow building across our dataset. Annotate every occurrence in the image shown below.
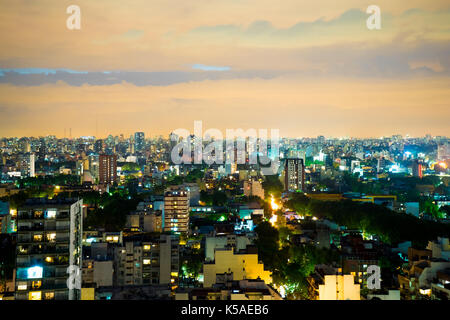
[20,153,35,178]
[134,132,145,154]
[15,199,83,300]
[164,186,190,234]
[284,158,305,192]
[98,154,117,185]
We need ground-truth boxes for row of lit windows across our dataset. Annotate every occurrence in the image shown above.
[32,233,57,242]
[28,291,55,300]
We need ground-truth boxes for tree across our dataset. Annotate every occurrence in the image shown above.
[440,205,450,218]
[262,175,283,198]
[254,222,280,269]
[183,248,203,279]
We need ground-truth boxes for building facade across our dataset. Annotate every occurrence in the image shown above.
[284,158,305,192]
[164,186,190,234]
[113,235,179,286]
[15,199,83,300]
[98,154,117,185]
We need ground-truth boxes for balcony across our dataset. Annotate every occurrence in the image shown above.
[18,226,45,232]
[56,213,70,220]
[56,225,70,231]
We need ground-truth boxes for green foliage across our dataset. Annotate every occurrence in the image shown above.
[182,248,204,279]
[253,218,342,299]
[262,175,283,198]
[185,169,204,183]
[83,193,141,231]
[167,175,184,185]
[440,205,450,218]
[200,190,228,206]
[305,157,324,167]
[254,221,280,270]
[121,163,141,172]
[271,243,340,299]
[17,174,80,188]
[420,199,445,219]
[286,196,450,245]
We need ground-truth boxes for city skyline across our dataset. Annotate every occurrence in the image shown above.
[0,1,449,138]
[0,132,449,140]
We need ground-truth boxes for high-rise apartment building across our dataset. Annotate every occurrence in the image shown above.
[94,139,104,154]
[19,153,35,178]
[113,235,179,286]
[412,159,423,178]
[15,199,83,300]
[437,143,450,161]
[134,132,145,154]
[99,154,117,185]
[164,186,190,234]
[284,158,305,192]
[377,157,386,173]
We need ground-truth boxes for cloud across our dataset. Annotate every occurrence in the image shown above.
[1,37,448,87]
[0,69,282,86]
[177,8,449,48]
[0,68,88,76]
[191,64,231,71]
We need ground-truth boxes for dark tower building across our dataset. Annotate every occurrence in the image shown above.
[99,154,117,185]
[284,158,305,192]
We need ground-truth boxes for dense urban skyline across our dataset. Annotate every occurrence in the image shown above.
[0,133,449,140]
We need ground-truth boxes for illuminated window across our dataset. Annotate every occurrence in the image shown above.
[45,256,54,263]
[29,291,42,300]
[143,245,151,251]
[45,210,57,219]
[33,234,43,242]
[17,282,27,291]
[44,292,55,300]
[46,233,56,242]
[27,266,43,279]
[32,280,42,289]
[143,259,151,265]
[33,210,43,218]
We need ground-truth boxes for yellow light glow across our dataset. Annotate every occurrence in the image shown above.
[439,162,447,169]
[29,291,42,300]
[269,214,278,226]
[419,288,431,295]
[270,195,280,211]
[18,284,27,291]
